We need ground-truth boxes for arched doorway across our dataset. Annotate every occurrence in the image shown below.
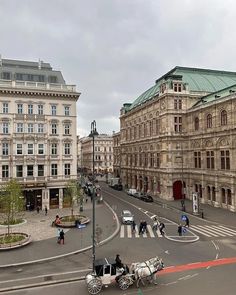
[173,181,185,200]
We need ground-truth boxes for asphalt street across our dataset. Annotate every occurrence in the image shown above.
[0,182,236,294]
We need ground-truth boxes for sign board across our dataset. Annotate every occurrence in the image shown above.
[181,214,187,221]
[192,192,199,214]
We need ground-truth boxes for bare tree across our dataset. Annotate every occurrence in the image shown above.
[64,180,83,217]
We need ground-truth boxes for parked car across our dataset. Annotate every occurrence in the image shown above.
[113,184,123,191]
[121,210,134,224]
[140,194,154,202]
[127,188,137,196]
[133,192,145,199]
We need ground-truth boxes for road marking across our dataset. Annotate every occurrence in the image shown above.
[190,225,214,237]
[135,225,140,238]
[218,225,236,234]
[120,225,125,238]
[147,225,155,237]
[127,225,132,238]
[159,257,236,275]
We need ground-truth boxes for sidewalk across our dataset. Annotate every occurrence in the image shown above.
[153,196,236,227]
[0,201,118,267]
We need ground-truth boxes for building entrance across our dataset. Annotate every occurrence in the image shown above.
[173,181,185,200]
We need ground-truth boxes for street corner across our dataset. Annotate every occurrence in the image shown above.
[164,224,199,243]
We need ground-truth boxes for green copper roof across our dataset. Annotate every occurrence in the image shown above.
[128,66,236,111]
[192,84,236,109]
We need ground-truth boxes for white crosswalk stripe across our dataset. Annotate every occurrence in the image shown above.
[190,225,236,238]
[120,225,163,238]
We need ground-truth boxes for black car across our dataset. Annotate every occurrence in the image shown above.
[113,184,123,191]
[140,194,154,202]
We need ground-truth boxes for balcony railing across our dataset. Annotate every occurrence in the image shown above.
[0,79,77,92]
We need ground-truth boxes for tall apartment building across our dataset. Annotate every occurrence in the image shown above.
[113,131,121,177]
[119,66,236,212]
[0,58,80,209]
[79,134,113,174]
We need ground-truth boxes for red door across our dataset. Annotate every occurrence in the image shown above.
[173,181,182,200]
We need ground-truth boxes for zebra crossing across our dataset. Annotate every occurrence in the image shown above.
[120,224,163,238]
[190,225,236,238]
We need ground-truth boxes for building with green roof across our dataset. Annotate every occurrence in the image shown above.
[117,66,236,212]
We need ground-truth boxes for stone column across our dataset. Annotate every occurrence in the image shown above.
[42,188,50,209]
[59,188,63,209]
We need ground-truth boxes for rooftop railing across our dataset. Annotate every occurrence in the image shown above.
[0,79,77,92]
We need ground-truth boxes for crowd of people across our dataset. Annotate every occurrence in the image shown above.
[130,217,165,236]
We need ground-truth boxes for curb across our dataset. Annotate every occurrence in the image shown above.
[0,200,119,268]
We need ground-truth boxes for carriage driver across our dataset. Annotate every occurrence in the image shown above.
[115,254,124,268]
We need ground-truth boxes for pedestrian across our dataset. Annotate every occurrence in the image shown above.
[142,220,147,234]
[59,229,65,244]
[57,228,61,244]
[139,221,144,234]
[131,220,136,233]
[152,217,159,231]
[178,224,182,236]
[44,205,48,216]
[26,203,30,211]
[36,206,40,214]
[159,222,165,235]
[185,216,190,227]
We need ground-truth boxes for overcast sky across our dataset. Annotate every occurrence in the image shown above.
[1,0,236,136]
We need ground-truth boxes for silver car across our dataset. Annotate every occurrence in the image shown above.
[121,210,134,224]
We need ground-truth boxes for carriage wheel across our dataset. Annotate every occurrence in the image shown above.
[87,278,102,294]
[118,276,131,290]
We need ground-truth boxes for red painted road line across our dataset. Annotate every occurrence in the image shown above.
[159,257,236,275]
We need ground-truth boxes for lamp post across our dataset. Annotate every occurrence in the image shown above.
[89,120,98,273]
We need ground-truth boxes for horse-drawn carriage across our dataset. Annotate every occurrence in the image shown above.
[85,256,164,294]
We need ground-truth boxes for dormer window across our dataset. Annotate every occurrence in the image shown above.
[173,83,182,92]
[160,83,166,93]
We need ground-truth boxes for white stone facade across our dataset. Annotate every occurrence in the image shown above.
[0,60,80,210]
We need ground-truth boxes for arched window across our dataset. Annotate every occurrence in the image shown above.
[206,114,212,128]
[194,117,199,131]
[221,110,227,126]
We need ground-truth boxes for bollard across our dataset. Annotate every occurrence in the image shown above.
[201,210,204,219]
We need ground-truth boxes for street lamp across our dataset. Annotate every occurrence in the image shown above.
[88,120,99,273]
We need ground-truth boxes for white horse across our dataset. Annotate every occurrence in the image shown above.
[130,256,163,273]
[130,256,164,287]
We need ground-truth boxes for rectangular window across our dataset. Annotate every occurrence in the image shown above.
[28,123,34,133]
[64,143,70,155]
[51,164,57,176]
[64,106,70,116]
[51,105,57,116]
[16,144,23,155]
[221,150,230,170]
[38,165,44,176]
[2,165,9,178]
[2,72,11,80]
[206,151,215,169]
[174,98,182,110]
[174,116,182,132]
[2,142,9,155]
[52,124,57,134]
[38,105,43,115]
[38,144,44,154]
[173,83,182,92]
[17,123,24,133]
[3,122,9,134]
[27,165,34,176]
[194,151,201,168]
[64,124,70,135]
[28,144,34,154]
[51,143,57,155]
[16,165,23,177]
[17,104,23,114]
[38,123,44,133]
[3,102,8,113]
[65,163,71,176]
[28,104,33,114]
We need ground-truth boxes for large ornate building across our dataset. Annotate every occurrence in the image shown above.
[79,134,113,174]
[0,58,80,209]
[119,66,236,212]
